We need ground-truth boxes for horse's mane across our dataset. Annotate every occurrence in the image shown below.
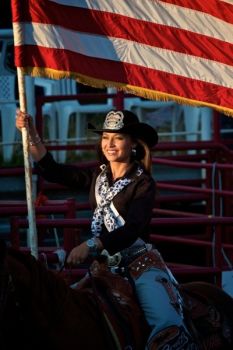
[1,242,102,347]
[8,246,41,267]
[7,244,68,290]
[0,240,38,272]
[0,241,63,349]
[3,243,80,330]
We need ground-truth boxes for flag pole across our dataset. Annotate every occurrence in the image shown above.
[17,67,38,259]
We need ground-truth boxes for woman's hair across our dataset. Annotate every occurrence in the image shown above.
[135,139,152,174]
[96,135,152,174]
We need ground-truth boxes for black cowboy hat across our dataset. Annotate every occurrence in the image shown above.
[88,110,158,148]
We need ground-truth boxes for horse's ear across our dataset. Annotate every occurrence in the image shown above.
[0,239,7,264]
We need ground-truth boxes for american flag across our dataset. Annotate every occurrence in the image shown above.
[11,0,233,116]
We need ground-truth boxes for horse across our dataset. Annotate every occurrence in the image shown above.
[0,240,233,350]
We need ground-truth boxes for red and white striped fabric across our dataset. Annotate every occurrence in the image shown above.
[11,0,233,115]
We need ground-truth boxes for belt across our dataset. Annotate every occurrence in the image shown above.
[120,244,150,266]
[128,249,168,280]
[100,244,152,269]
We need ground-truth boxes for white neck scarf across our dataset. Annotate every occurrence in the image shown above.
[91,164,143,236]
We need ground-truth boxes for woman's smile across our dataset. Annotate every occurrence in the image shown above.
[101,132,133,163]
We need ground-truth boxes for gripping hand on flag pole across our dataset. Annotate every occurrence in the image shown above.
[16,110,47,162]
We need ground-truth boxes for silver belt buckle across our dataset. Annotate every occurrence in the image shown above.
[101,249,122,267]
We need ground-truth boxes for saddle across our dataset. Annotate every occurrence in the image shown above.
[77,259,232,350]
[77,259,149,350]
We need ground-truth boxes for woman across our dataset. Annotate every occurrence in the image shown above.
[16,109,198,349]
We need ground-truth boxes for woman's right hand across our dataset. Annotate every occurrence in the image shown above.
[15,109,47,161]
[15,109,34,132]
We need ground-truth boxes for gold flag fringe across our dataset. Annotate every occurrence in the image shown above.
[21,66,233,118]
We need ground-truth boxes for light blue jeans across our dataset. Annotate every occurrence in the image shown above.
[134,267,186,347]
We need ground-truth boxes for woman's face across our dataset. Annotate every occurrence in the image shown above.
[101,132,135,163]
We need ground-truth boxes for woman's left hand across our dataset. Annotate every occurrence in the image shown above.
[67,242,90,265]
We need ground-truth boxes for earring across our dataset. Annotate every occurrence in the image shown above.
[132,148,137,156]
